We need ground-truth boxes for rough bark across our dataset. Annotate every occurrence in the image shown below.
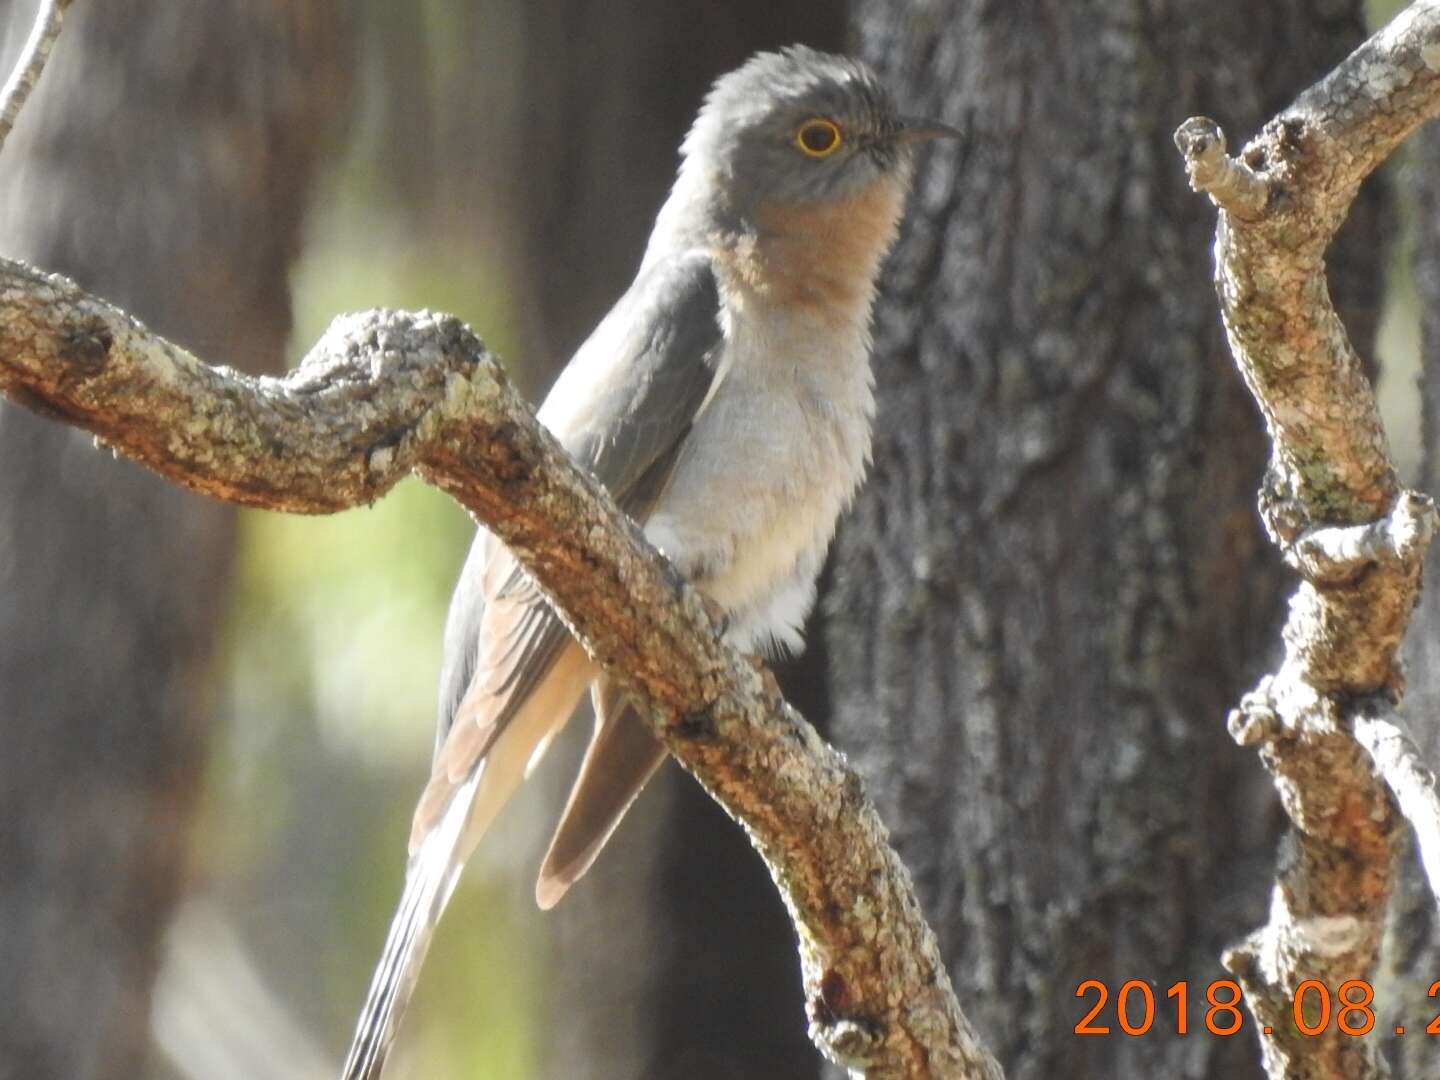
[828,2,1388,1078]
[0,3,346,1076]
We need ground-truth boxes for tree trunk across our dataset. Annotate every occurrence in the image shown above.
[0,3,346,1076]
[1404,125,1440,764]
[1386,119,1440,1080]
[826,4,1386,1078]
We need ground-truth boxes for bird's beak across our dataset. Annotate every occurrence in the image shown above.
[894,115,963,143]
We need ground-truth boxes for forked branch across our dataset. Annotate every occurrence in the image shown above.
[1175,3,1440,1077]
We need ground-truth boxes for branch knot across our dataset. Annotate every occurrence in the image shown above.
[1173,116,1272,220]
[1284,490,1437,586]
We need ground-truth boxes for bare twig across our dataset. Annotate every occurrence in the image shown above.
[0,0,69,154]
[1353,708,1440,906]
[1173,117,1270,220]
[1175,3,1440,1077]
[0,259,1002,1080]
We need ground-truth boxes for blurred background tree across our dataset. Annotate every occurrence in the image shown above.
[0,2,349,1078]
[0,1,1431,1079]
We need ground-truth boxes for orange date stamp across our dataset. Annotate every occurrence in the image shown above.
[1074,979,1440,1038]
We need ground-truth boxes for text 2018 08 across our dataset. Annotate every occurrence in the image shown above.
[1074,979,1440,1038]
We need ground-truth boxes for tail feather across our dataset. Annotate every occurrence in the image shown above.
[344,643,594,1078]
[341,771,477,1080]
[535,678,668,909]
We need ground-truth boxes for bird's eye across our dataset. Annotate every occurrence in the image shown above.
[795,118,843,158]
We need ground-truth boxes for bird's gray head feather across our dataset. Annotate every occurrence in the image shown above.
[645,46,956,273]
[678,47,910,218]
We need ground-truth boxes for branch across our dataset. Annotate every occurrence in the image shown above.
[1352,708,1440,906]
[0,0,69,154]
[0,259,1002,1079]
[1176,3,1440,1077]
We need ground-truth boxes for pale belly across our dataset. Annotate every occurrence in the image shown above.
[643,358,872,654]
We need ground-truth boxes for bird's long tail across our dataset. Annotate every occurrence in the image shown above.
[340,770,478,1080]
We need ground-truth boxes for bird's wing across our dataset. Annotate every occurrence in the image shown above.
[423,249,726,804]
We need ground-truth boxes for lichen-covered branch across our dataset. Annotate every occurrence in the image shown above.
[0,258,1001,1079]
[1175,3,1440,1077]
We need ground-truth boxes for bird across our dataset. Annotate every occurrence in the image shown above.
[342,44,957,1079]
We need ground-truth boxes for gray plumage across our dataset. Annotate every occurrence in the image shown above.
[342,44,957,1079]
[429,253,724,765]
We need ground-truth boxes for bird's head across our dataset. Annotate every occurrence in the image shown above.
[678,46,957,226]
[655,46,958,304]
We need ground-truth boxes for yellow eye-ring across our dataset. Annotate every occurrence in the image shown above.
[795,118,843,158]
